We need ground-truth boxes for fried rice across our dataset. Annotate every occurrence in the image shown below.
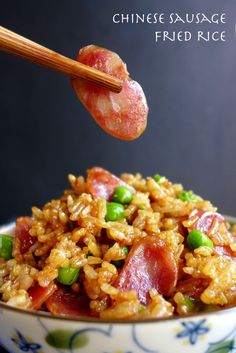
[0,167,236,320]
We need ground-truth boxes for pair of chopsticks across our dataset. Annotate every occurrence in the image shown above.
[0,26,123,93]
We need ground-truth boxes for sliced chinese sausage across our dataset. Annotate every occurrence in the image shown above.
[75,45,128,80]
[28,282,57,310]
[86,166,134,201]
[115,236,178,305]
[188,210,225,235]
[71,45,148,140]
[188,210,225,234]
[45,286,90,317]
[175,278,209,298]
[14,216,36,254]
[214,245,236,261]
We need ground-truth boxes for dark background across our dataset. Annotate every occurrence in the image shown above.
[1,0,236,227]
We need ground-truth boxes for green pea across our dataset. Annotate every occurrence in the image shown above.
[0,234,13,260]
[179,191,198,202]
[187,229,213,250]
[58,267,80,285]
[183,295,203,312]
[105,202,125,222]
[122,246,129,257]
[112,246,129,268]
[153,174,166,184]
[112,186,133,204]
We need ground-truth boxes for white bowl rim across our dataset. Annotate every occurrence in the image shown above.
[0,215,236,324]
[1,298,236,325]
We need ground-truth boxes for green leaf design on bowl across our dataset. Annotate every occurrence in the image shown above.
[206,339,234,353]
[45,329,89,349]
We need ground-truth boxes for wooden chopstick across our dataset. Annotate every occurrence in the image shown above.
[0,26,123,93]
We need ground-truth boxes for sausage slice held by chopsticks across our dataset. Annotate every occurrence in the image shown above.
[72,45,148,140]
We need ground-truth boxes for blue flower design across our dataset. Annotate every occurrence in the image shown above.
[11,329,42,353]
[176,319,209,345]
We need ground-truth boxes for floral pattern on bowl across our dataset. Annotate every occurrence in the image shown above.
[0,305,236,353]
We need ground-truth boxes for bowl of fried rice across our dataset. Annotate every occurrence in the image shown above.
[1,167,236,353]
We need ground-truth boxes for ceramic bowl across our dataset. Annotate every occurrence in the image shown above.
[1,219,236,353]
